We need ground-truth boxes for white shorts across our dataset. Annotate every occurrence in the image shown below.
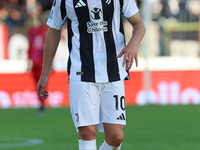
[69,79,126,132]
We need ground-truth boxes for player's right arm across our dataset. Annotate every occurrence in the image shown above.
[36,27,61,100]
[37,0,67,100]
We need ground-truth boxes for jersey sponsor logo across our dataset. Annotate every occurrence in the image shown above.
[117,113,126,120]
[87,7,108,34]
[105,0,111,4]
[75,0,86,8]
[90,7,102,20]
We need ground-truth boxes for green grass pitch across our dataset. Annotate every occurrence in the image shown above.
[0,105,200,150]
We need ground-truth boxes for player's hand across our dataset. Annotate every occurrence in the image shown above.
[36,75,49,100]
[116,46,138,70]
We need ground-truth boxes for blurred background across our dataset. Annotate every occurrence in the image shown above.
[0,0,200,108]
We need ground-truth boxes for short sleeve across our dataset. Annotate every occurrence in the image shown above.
[46,0,67,30]
[121,0,139,18]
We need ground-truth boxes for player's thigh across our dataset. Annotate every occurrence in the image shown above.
[100,80,126,125]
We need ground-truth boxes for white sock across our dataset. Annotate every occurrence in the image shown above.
[99,141,122,150]
[79,139,97,150]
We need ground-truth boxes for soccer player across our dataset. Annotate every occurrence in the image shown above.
[37,0,145,149]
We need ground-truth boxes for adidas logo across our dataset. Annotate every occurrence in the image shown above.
[75,0,86,8]
[117,113,126,120]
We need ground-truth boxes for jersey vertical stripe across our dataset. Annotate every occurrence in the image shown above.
[119,16,124,38]
[87,0,108,82]
[101,0,120,82]
[119,0,125,37]
[73,0,95,82]
[53,0,56,6]
[67,18,73,76]
[60,0,66,20]
[119,0,123,12]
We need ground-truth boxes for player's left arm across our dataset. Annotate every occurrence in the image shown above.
[117,12,145,70]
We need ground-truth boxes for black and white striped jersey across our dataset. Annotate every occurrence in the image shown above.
[47,0,139,83]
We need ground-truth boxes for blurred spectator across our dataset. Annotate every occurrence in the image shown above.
[38,0,54,11]
[0,0,54,36]
[160,0,171,18]
[6,0,26,27]
[168,0,179,18]
[178,0,189,22]
[25,0,43,28]
[151,0,162,21]
[185,0,199,21]
[25,0,43,18]
[26,0,39,16]
[0,0,9,22]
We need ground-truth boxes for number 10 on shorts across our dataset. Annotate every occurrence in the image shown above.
[113,95,126,111]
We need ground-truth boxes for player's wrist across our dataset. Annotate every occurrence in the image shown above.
[40,71,49,78]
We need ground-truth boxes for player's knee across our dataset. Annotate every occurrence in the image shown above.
[78,125,97,140]
[107,133,124,147]
[113,134,124,146]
